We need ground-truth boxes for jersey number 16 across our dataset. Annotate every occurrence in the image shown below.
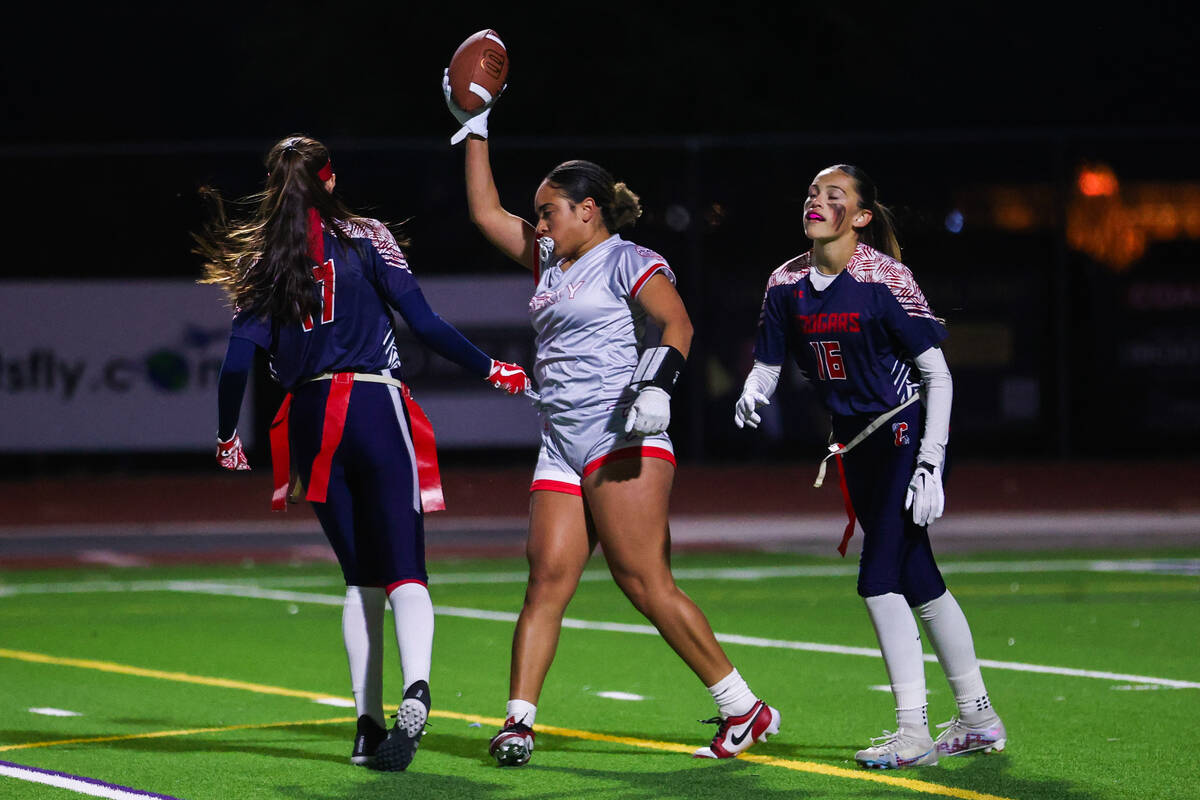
[808,340,846,380]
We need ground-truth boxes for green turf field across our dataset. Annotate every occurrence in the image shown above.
[2,548,1197,799]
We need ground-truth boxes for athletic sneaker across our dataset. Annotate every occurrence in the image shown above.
[370,680,430,772]
[489,716,535,766]
[350,714,388,766]
[934,716,1007,756]
[854,728,938,769]
[692,699,781,758]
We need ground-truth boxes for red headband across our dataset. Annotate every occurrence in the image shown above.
[265,160,333,181]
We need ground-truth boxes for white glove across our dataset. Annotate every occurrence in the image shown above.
[443,69,501,145]
[734,389,770,429]
[733,361,780,430]
[905,462,944,527]
[624,387,671,435]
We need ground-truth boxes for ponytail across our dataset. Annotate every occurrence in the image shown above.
[608,181,643,230]
[863,199,902,262]
[254,145,324,323]
[196,134,404,324]
[832,163,902,261]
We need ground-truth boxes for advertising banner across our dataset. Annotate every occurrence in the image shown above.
[1,281,255,451]
[0,276,543,452]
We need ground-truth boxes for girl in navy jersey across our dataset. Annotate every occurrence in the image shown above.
[735,164,1006,769]
[444,81,778,765]
[195,134,529,772]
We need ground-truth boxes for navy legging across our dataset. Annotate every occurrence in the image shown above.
[288,376,427,587]
[834,402,947,607]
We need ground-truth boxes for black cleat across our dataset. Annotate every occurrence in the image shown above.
[370,680,431,772]
[350,714,388,766]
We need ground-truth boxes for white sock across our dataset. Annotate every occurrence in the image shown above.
[707,668,758,718]
[387,582,434,692]
[506,698,537,727]
[916,590,995,724]
[864,593,929,738]
[342,586,386,727]
[897,704,928,733]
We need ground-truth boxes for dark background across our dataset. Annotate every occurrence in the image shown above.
[4,2,1199,471]
[6,3,1196,143]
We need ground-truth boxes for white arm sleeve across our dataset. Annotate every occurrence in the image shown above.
[913,346,952,467]
[742,360,782,400]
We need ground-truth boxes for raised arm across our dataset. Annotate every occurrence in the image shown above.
[463,136,537,270]
[442,70,537,270]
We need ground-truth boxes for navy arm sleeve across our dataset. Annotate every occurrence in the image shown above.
[753,285,791,366]
[217,336,257,440]
[361,221,493,378]
[393,287,492,378]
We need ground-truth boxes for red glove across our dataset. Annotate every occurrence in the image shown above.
[216,432,250,471]
[486,360,529,395]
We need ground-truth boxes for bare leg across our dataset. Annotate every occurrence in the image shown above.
[584,457,732,686]
[508,490,597,702]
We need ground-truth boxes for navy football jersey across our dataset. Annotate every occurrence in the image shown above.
[754,243,947,417]
[230,218,415,390]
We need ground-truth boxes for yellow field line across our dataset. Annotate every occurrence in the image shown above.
[434,710,1013,800]
[0,648,337,701]
[1,648,1016,800]
[0,717,354,752]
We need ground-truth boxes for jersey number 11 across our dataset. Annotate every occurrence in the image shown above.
[302,260,337,331]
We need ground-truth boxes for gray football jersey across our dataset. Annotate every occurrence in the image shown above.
[529,234,675,414]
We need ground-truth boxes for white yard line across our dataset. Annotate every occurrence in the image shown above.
[3,557,1198,598]
[147,582,1200,690]
[3,559,1197,689]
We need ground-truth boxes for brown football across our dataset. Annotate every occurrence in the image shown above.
[447,29,509,112]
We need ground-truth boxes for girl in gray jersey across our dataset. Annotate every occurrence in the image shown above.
[445,75,779,765]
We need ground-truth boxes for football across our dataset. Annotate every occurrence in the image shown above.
[447,29,509,112]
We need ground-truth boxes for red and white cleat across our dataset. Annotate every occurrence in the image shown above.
[489,716,535,766]
[693,700,781,758]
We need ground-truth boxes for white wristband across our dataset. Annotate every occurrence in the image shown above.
[742,360,781,400]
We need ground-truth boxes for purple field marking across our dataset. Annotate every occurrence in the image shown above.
[0,759,184,799]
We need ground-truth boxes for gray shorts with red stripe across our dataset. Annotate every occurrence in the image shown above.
[531,401,675,495]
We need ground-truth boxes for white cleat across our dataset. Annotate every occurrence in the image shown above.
[854,728,938,769]
[935,716,1007,756]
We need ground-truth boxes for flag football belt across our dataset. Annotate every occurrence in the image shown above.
[269,372,445,514]
[811,391,922,557]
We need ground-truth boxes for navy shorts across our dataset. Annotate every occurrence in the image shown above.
[288,373,427,587]
[834,402,947,606]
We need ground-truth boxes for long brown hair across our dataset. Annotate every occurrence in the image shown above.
[195,134,392,324]
[832,163,902,261]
